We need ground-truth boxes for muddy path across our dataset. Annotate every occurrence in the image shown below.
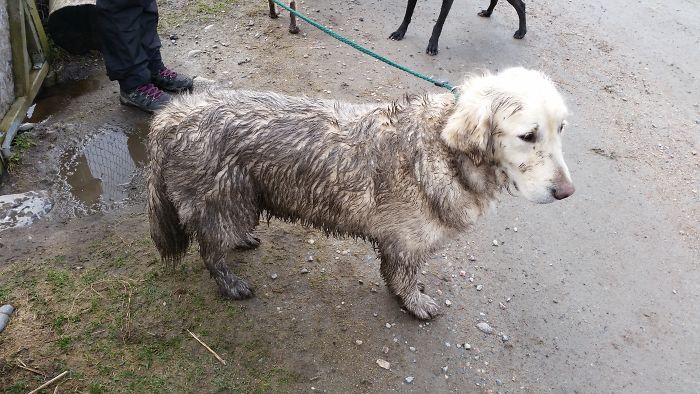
[1,0,698,392]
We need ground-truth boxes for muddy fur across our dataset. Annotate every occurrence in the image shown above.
[147,67,574,320]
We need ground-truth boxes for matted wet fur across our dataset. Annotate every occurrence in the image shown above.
[147,67,574,320]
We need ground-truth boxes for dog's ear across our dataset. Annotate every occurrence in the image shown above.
[441,100,492,165]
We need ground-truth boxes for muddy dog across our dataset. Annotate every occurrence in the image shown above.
[389,0,527,55]
[147,67,573,320]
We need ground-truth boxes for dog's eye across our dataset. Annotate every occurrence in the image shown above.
[518,132,536,143]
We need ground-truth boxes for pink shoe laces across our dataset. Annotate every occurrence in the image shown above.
[158,68,178,79]
[136,83,163,99]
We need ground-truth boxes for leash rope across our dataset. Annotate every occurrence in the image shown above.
[270,0,458,96]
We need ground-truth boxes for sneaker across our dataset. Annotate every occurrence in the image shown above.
[119,83,171,113]
[151,67,193,93]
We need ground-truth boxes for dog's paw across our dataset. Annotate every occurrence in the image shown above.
[236,235,261,251]
[478,9,492,17]
[389,29,406,40]
[426,42,439,56]
[513,29,526,39]
[211,261,255,300]
[215,275,254,300]
[405,292,441,320]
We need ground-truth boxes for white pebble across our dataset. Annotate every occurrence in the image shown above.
[476,322,494,334]
[405,376,414,384]
[376,359,391,370]
[476,284,483,291]
[445,299,453,306]
[492,239,499,246]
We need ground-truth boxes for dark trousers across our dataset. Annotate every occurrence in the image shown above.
[95,0,165,91]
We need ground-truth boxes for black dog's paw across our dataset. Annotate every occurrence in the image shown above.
[478,9,492,17]
[389,29,407,40]
[426,42,439,56]
[513,29,526,39]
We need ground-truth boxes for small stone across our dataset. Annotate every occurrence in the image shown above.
[513,227,518,232]
[459,270,466,276]
[409,346,416,352]
[382,346,389,354]
[672,289,678,294]
[405,376,414,384]
[445,342,451,347]
[476,322,494,334]
[307,239,315,244]
[300,268,310,274]
[358,279,364,285]
[0,305,14,315]
[270,273,278,279]
[476,285,483,291]
[306,255,314,262]
[204,24,214,30]
[247,20,255,26]
[355,340,363,345]
[445,299,452,307]
[501,334,510,342]
[492,239,499,246]
[499,302,507,309]
[469,255,477,261]
[370,287,378,293]
[376,359,390,370]
[385,323,391,329]
[441,366,448,373]
[463,343,472,350]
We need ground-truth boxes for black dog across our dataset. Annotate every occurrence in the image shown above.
[389,0,527,55]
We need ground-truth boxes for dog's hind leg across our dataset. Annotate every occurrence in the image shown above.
[389,0,418,41]
[426,0,454,55]
[379,246,440,320]
[197,169,260,300]
[267,0,277,18]
[506,0,527,39]
[478,0,498,17]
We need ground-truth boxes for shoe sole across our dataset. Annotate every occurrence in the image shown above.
[119,96,155,114]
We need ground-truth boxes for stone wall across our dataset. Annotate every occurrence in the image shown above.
[0,0,15,120]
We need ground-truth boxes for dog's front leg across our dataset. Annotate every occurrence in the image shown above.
[389,0,418,41]
[379,247,440,320]
[506,0,527,39]
[426,0,454,55]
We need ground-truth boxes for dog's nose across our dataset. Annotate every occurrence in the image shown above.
[552,182,575,200]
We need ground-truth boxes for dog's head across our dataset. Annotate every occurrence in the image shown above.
[441,67,574,203]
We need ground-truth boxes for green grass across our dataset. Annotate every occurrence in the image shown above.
[0,286,9,303]
[8,133,36,171]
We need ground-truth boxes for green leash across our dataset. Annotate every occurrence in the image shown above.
[270,0,458,97]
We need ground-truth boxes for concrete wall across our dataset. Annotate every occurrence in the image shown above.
[0,0,15,120]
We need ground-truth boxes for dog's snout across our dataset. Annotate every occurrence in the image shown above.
[552,181,575,200]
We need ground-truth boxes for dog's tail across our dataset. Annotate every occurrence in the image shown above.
[147,114,190,263]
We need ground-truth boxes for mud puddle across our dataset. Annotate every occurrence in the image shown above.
[57,122,149,213]
[26,78,102,123]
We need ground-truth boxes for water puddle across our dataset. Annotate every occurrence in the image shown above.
[58,122,149,213]
[27,78,102,123]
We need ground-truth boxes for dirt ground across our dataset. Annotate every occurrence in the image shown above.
[1,0,698,392]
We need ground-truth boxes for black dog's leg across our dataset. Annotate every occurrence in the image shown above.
[426,0,454,55]
[389,0,418,41]
[288,0,300,34]
[506,0,527,39]
[268,0,278,18]
[478,0,498,17]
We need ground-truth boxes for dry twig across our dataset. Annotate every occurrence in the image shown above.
[28,370,68,394]
[187,329,227,365]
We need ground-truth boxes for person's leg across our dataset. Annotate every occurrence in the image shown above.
[95,0,150,92]
[140,0,165,74]
[96,0,171,112]
[140,0,193,92]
